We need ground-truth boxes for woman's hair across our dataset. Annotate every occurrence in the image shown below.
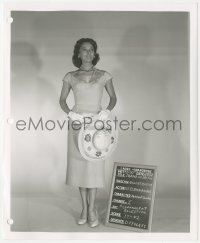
[72,38,100,68]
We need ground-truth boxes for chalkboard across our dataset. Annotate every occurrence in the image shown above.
[105,163,157,232]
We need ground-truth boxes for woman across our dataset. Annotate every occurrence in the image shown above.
[59,38,117,227]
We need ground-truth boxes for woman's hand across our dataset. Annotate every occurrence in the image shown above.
[68,111,84,123]
[97,109,111,121]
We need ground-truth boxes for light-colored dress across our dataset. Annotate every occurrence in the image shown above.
[62,68,112,188]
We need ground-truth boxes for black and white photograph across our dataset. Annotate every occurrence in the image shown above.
[1,0,198,241]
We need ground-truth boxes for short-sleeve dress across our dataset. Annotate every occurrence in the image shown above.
[62,68,112,188]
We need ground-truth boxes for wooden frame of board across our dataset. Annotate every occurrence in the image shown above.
[105,162,158,232]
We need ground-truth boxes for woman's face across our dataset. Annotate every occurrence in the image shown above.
[78,42,95,64]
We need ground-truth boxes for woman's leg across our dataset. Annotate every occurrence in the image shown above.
[88,188,98,221]
[79,187,88,219]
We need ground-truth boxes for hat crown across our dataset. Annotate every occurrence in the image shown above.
[93,130,110,151]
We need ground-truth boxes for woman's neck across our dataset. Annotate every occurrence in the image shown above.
[80,63,94,71]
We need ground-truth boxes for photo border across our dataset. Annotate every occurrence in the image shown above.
[1,0,198,241]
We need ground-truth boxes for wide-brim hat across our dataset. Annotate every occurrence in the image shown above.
[78,116,118,162]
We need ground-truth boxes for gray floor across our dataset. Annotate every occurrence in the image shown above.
[11,190,190,233]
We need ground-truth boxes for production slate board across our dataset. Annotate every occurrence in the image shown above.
[105,163,157,232]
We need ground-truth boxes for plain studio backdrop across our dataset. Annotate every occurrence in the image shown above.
[10,11,189,232]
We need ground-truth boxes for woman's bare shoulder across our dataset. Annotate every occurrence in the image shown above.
[95,68,106,74]
[95,68,112,76]
[62,70,79,84]
[65,69,79,77]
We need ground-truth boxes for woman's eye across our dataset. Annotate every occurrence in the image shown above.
[81,48,94,53]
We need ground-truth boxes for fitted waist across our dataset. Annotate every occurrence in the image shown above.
[72,104,102,114]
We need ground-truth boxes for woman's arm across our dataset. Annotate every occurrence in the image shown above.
[59,81,71,115]
[105,79,117,111]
